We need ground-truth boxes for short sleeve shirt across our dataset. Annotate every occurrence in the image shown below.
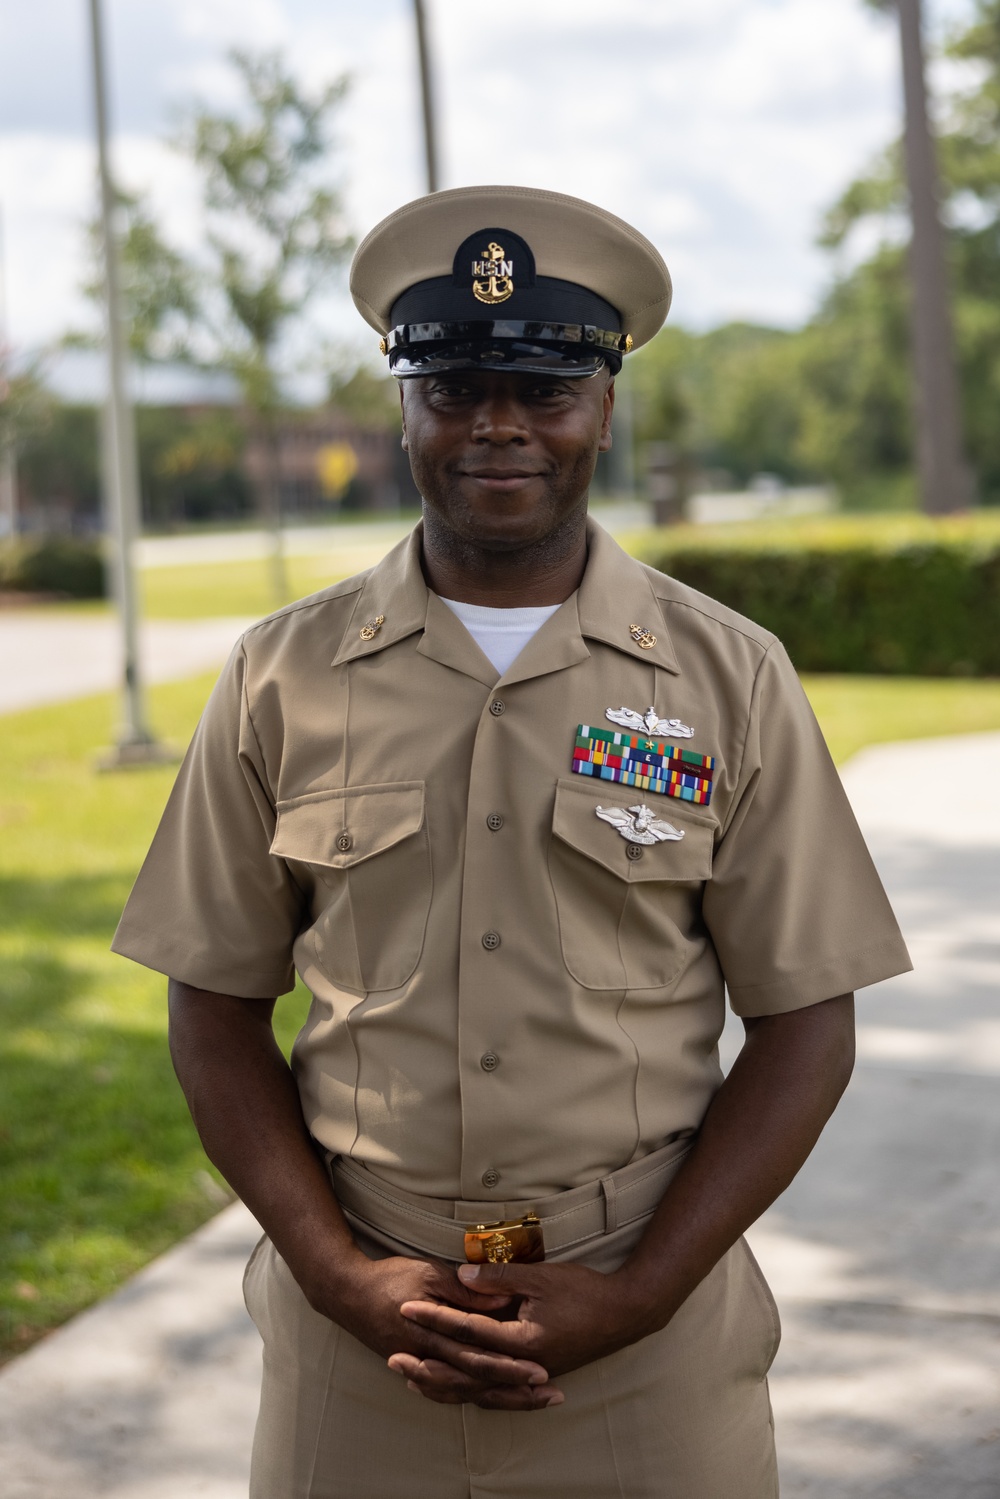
[113,520,911,1202]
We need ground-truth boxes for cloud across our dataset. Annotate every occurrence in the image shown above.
[0,0,978,353]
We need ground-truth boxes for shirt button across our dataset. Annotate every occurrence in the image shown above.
[481,1168,501,1189]
[626,842,644,861]
[337,832,353,852]
[480,1051,499,1071]
[486,813,504,832]
[482,930,501,951]
[489,699,506,717]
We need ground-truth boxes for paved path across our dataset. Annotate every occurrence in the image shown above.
[131,505,650,570]
[0,616,258,715]
[0,508,651,717]
[739,733,1000,1496]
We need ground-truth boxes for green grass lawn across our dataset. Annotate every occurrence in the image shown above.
[0,673,310,1365]
[2,668,1000,1364]
[140,550,376,620]
[25,534,409,623]
[800,675,1000,764]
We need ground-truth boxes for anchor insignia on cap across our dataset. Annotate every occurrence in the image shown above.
[472,241,514,305]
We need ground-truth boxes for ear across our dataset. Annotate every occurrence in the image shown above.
[598,374,616,452]
[399,381,408,451]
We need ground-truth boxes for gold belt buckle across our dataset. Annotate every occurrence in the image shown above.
[464,1212,545,1264]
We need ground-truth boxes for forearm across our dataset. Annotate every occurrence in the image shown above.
[167,979,558,1403]
[617,992,856,1332]
[167,979,364,1303]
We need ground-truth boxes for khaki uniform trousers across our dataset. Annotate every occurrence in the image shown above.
[243,1153,781,1499]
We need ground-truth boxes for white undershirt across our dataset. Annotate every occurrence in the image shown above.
[439,597,561,677]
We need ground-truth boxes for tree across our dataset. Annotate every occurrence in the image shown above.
[79,190,200,363]
[823,0,1000,506]
[327,363,401,432]
[628,1,1000,511]
[863,0,971,511]
[176,50,353,597]
[73,51,354,590]
[0,359,53,535]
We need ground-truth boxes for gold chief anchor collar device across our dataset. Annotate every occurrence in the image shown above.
[350,184,672,379]
[464,1213,545,1264]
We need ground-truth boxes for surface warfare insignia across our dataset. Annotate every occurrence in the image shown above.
[472,241,514,305]
[573,724,715,806]
[606,705,694,740]
[596,803,685,845]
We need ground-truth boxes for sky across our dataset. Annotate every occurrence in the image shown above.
[0,0,978,371]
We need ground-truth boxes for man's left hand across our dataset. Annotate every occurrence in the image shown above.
[388,1261,647,1404]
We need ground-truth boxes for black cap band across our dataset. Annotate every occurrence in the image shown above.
[386,319,629,378]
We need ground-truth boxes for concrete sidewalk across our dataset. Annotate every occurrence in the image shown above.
[1,734,998,1497]
[0,615,258,715]
[0,507,651,716]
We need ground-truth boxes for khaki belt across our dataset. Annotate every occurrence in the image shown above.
[327,1133,695,1265]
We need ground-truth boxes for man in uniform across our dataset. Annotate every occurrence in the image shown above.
[113,186,911,1498]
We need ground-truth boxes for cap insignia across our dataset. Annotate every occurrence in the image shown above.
[472,241,514,305]
[359,614,385,641]
[628,623,657,650]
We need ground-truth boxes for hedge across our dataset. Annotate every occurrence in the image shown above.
[0,537,107,599]
[632,513,1000,677]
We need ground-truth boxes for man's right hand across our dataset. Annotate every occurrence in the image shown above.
[165,983,562,1410]
[316,1251,565,1410]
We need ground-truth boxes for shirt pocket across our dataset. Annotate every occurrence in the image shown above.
[271,781,431,992]
[548,777,714,991]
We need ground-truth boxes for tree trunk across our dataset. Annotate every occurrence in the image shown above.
[897,0,971,513]
[259,412,289,607]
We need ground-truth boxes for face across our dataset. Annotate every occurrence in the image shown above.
[400,367,614,553]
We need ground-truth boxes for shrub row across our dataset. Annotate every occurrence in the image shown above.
[0,537,107,599]
[636,528,1000,676]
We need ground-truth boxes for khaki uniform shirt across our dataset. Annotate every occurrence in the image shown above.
[113,520,911,1203]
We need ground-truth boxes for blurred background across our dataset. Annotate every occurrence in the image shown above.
[1,3,999,1496]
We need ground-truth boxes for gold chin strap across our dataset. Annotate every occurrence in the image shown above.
[464,1213,545,1264]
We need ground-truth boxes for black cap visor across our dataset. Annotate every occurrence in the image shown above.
[387,320,626,379]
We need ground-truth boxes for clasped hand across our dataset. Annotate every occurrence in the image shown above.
[384,1257,646,1411]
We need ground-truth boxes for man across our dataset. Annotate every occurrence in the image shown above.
[113,186,911,1498]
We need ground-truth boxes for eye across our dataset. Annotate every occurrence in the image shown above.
[429,379,474,401]
[525,380,575,403]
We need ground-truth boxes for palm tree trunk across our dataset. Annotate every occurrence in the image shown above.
[897,0,971,512]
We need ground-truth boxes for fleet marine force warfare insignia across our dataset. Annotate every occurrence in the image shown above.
[595,804,685,844]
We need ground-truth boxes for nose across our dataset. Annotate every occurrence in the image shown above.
[470,393,529,444]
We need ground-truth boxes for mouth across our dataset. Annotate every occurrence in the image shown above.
[458,468,545,491]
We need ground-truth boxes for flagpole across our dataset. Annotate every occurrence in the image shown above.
[87,0,170,765]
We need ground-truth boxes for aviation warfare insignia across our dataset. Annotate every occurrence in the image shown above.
[595,803,685,845]
[573,724,715,806]
[472,241,515,305]
[606,705,694,739]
